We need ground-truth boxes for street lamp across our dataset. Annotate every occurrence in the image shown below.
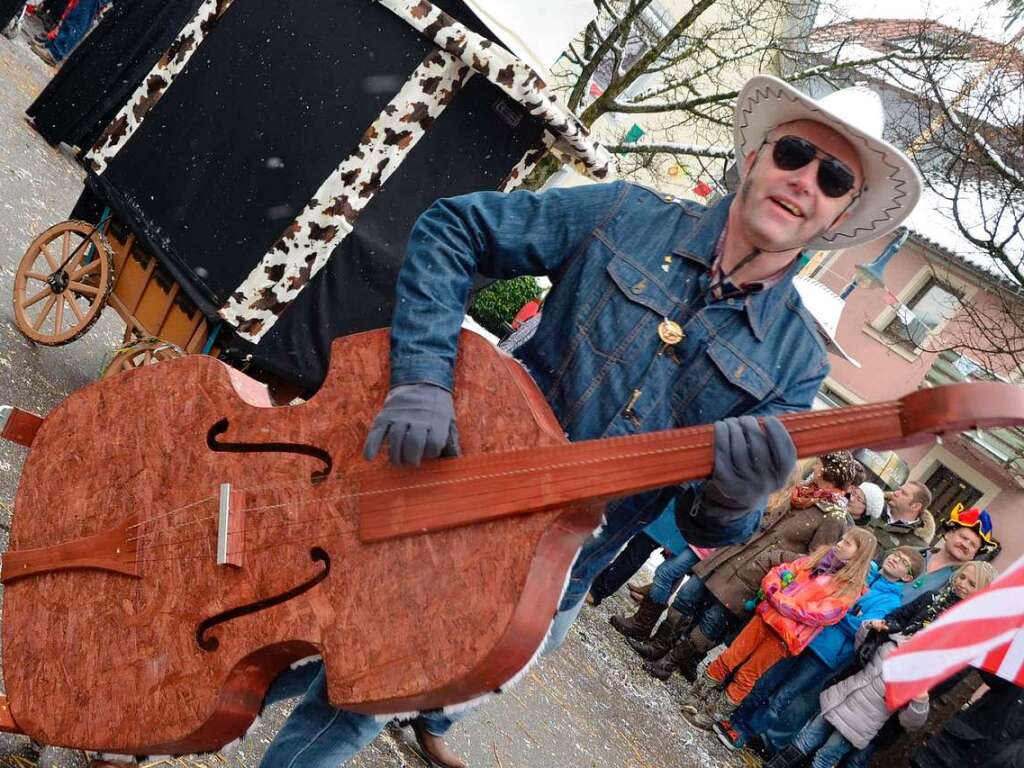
[840,228,910,298]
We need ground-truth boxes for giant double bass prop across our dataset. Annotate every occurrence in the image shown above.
[2,330,1024,753]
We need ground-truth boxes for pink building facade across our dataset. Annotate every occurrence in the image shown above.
[801,237,1023,571]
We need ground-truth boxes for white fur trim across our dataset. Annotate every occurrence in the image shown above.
[289,654,323,670]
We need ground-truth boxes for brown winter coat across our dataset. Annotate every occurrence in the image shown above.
[692,496,848,617]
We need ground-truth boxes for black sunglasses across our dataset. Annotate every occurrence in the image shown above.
[764,135,858,199]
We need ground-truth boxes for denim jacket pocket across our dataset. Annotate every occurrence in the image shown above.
[605,254,676,318]
[706,340,777,411]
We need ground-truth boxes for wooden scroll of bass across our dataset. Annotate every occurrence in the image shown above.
[3,328,1023,755]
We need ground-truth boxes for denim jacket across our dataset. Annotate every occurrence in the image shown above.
[389,182,829,597]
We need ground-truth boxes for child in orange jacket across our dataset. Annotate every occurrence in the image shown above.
[684,527,877,729]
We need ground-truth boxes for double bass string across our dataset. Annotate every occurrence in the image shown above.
[122,402,904,561]
[123,435,704,550]
[122,438,719,563]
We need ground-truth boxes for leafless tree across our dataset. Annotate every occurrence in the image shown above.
[537,0,928,188]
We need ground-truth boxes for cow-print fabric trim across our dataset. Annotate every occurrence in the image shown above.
[498,130,558,192]
[219,50,472,340]
[84,0,236,175]
[380,0,613,180]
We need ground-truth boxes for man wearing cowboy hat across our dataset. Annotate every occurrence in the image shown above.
[258,75,922,768]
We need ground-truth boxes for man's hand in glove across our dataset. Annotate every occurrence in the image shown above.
[362,383,460,467]
[703,415,796,517]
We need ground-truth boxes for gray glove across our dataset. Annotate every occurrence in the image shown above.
[362,383,460,467]
[704,415,796,515]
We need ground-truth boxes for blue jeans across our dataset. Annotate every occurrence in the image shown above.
[734,652,831,751]
[793,714,855,768]
[671,577,735,642]
[47,0,102,60]
[258,600,586,767]
[649,548,699,604]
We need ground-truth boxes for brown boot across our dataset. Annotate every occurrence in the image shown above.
[642,623,700,680]
[676,626,716,682]
[627,581,652,603]
[411,718,467,768]
[610,594,666,640]
[628,608,689,660]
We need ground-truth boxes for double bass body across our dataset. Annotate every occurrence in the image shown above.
[2,330,600,752]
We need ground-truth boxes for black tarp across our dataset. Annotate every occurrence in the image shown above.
[26,0,206,150]
[85,0,547,391]
[1,0,22,28]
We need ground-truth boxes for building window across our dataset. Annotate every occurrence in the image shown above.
[883,277,959,348]
[813,382,854,410]
[924,464,983,527]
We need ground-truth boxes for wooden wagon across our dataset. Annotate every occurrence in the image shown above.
[9,0,611,392]
[12,215,219,377]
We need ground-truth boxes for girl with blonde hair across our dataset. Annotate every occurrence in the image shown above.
[685,527,877,728]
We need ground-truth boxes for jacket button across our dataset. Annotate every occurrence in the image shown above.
[632,280,647,294]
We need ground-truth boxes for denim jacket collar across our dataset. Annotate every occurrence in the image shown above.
[673,193,805,342]
[745,256,805,342]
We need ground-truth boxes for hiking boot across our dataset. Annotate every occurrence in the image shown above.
[628,608,689,660]
[610,594,665,640]
[713,718,747,751]
[679,669,720,714]
[29,38,57,66]
[686,689,738,731]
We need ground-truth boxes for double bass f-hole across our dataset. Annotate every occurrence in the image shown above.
[196,547,331,652]
[206,418,332,484]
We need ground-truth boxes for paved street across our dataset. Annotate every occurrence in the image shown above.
[0,32,741,768]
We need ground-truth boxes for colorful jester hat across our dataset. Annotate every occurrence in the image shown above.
[944,507,1000,554]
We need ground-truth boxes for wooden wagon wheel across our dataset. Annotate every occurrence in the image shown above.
[102,338,185,378]
[12,220,114,345]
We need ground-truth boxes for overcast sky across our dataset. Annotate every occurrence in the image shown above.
[816,0,1023,42]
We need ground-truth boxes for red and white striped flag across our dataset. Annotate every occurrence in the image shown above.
[884,554,1024,710]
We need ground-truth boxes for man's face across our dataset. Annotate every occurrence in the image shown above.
[889,483,922,519]
[736,120,864,253]
[944,527,983,562]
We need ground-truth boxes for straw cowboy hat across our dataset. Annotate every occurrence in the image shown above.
[734,75,922,250]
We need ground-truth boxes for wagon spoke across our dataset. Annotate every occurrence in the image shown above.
[65,293,85,322]
[33,294,57,330]
[53,295,65,334]
[25,271,49,282]
[72,260,101,279]
[39,244,59,272]
[61,232,71,261]
[69,281,99,297]
[21,285,53,308]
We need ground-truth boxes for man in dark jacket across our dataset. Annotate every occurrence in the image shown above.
[912,674,1024,768]
[864,480,935,553]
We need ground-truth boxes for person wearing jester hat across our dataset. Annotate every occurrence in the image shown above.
[901,507,999,605]
[944,506,999,558]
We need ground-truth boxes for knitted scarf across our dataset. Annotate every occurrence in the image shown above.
[790,483,848,518]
